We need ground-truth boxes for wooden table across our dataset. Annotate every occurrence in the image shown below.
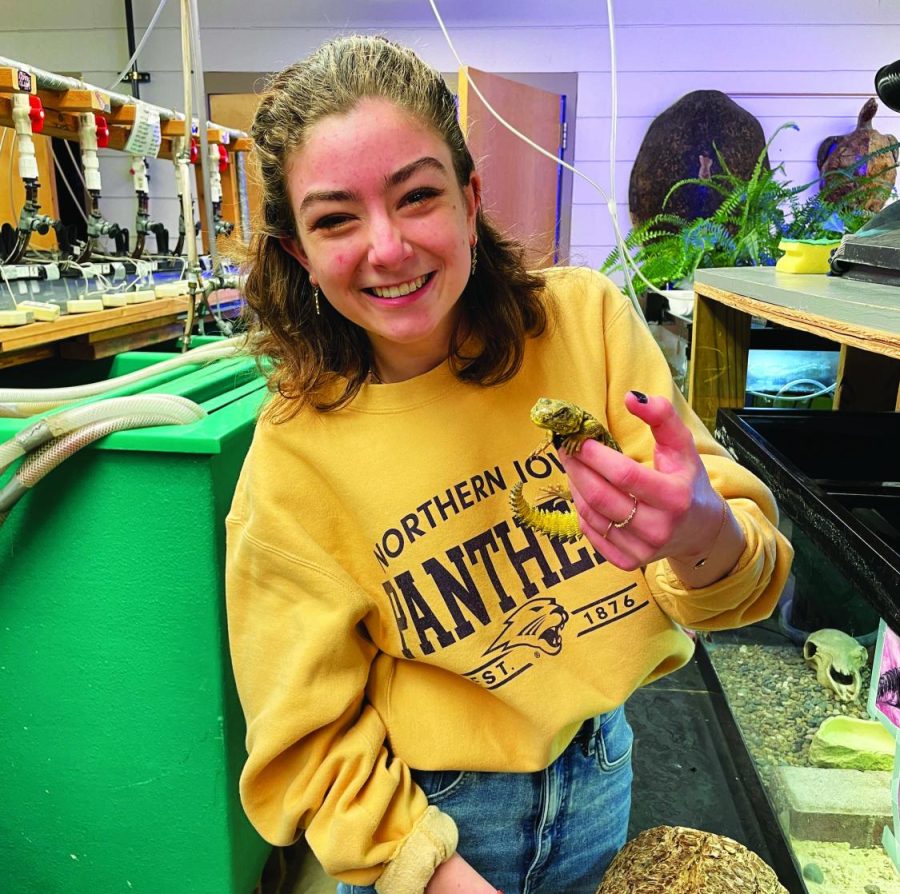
[688,267,900,431]
[0,290,242,368]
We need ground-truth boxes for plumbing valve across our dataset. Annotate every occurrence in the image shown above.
[207,142,224,204]
[94,114,109,148]
[19,194,52,235]
[28,96,44,133]
[11,93,39,180]
[87,203,121,239]
[78,113,102,192]
[130,156,149,195]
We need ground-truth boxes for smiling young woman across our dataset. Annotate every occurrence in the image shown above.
[280,99,480,384]
[226,33,793,894]
[243,36,548,412]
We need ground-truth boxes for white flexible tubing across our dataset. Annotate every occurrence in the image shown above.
[0,403,205,525]
[427,0,670,309]
[108,0,170,91]
[0,395,203,475]
[746,379,836,403]
[0,337,245,410]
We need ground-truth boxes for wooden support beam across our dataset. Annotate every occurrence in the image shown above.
[0,297,190,353]
[160,118,191,139]
[688,289,752,433]
[219,158,242,242]
[106,104,137,126]
[834,345,900,411]
[37,88,110,114]
[0,67,35,94]
[59,321,184,360]
[0,343,56,369]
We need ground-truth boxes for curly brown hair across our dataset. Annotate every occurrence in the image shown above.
[243,34,549,417]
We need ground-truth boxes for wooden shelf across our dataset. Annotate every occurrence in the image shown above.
[0,290,243,367]
[0,297,188,353]
[688,268,900,430]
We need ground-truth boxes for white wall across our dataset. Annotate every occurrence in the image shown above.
[3,0,899,263]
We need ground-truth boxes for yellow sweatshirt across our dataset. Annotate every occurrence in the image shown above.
[225,267,792,891]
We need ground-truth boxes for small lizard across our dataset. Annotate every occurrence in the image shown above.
[509,397,622,542]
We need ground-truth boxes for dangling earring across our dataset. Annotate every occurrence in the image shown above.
[312,285,321,316]
[470,240,478,278]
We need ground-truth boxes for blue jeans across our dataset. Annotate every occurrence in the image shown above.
[337,704,633,894]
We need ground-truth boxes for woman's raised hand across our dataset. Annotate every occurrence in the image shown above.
[558,392,744,586]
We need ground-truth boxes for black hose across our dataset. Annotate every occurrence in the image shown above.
[132,232,145,258]
[5,230,30,265]
[75,237,94,265]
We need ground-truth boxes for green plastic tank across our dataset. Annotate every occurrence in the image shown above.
[0,351,271,892]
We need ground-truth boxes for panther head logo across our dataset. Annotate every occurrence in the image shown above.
[486,597,569,657]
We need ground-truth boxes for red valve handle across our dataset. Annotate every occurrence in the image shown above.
[189,137,200,165]
[217,143,229,173]
[94,114,109,148]
[28,95,45,133]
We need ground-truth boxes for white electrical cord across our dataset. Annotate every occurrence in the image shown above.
[63,138,87,190]
[108,0,170,91]
[426,0,668,315]
[50,144,90,224]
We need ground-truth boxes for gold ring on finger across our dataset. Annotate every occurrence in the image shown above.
[612,494,638,530]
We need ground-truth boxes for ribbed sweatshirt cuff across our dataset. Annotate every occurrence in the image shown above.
[374,806,458,894]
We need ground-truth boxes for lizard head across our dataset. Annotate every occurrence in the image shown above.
[530,398,585,436]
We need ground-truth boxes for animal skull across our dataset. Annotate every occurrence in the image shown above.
[803,628,868,702]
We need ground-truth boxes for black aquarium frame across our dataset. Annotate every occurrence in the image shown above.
[694,642,807,894]
[714,408,900,634]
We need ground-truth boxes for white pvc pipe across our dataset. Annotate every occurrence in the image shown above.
[0,53,246,141]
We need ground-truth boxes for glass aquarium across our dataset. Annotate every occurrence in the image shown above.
[704,408,900,894]
[744,348,840,410]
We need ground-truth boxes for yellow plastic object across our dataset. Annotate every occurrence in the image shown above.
[775,238,841,274]
[808,715,895,771]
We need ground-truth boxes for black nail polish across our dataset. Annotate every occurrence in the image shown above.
[630,390,648,404]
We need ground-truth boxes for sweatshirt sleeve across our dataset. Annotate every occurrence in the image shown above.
[225,492,457,890]
[592,271,793,630]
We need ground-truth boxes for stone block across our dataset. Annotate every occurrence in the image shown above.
[770,766,893,847]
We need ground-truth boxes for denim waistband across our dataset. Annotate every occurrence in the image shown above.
[570,712,604,754]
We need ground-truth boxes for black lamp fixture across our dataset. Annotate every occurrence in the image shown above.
[828,60,900,285]
[875,61,900,114]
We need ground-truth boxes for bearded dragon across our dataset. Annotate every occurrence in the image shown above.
[509,398,621,542]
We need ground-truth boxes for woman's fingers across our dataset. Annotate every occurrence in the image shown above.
[552,393,715,571]
[567,476,670,566]
[562,440,692,515]
[625,391,697,473]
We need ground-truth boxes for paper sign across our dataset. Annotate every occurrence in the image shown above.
[124,102,162,157]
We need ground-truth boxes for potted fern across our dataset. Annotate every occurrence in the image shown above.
[603,122,897,295]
